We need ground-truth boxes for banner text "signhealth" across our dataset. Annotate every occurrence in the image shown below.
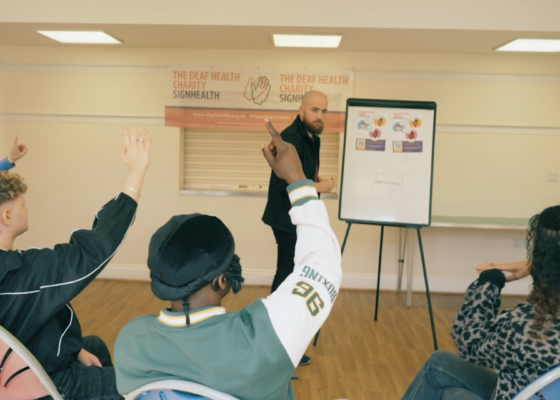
[173,91,220,99]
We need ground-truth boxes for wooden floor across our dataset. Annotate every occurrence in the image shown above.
[72,280,525,400]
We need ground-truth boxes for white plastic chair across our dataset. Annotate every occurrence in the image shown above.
[0,325,63,400]
[124,379,239,400]
[513,364,560,400]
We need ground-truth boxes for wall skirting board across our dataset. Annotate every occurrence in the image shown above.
[98,265,532,296]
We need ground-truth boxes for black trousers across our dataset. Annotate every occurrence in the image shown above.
[48,336,122,400]
[271,227,298,293]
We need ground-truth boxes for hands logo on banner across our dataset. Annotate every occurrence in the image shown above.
[243,76,271,105]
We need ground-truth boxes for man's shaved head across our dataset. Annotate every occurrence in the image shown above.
[301,90,327,107]
[299,90,328,136]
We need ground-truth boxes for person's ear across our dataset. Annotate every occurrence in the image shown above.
[299,105,304,118]
[1,208,12,227]
[218,274,228,290]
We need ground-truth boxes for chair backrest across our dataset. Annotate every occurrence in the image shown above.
[0,325,63,400]
[513,364,560,400]
[124,379,239,400]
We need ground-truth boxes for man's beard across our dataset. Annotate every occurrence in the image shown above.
[302,115,324,135]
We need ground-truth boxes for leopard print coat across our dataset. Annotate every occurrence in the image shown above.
[452,280,560,400]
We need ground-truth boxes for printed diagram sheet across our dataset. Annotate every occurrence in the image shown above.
[340,102,435,226]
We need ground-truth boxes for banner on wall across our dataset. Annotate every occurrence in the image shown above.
[165,66,354,132]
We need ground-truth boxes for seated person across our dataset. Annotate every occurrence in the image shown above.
[0,137,27,171]
[114,120,342,400]
[0,126,152,400]
[402,204,560,400]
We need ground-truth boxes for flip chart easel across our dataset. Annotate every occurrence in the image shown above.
[314,99,438,350]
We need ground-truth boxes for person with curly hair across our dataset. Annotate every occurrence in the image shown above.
[402,205,560,400]
[0,137,28,171]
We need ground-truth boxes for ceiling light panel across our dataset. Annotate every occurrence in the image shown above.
[273,34,342,48]
[36,31,121,44]
[496,39,560,52]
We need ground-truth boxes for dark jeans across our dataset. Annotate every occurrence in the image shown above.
[49,335,123,400]
[402,351,498,400]
[270,227,298,293]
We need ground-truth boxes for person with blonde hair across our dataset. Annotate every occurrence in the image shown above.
[0,126,152,400]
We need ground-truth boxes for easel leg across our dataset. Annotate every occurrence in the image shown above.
[417,228,438,351]
[314,223,352,347]
[340,222,352,254]
[406,228,416,308]
[374,225,385,321]
[312,329,320,346]
[397,228,407,293]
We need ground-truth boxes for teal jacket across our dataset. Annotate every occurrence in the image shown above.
[115,180,342,400]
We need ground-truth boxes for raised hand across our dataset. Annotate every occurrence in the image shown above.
[120,125,153,202]
[261,120,305,185]
[8,137,28,163]
[121,125,152,173]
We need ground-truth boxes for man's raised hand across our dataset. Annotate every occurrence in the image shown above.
[8,137,28,164]
[261,120,305,185]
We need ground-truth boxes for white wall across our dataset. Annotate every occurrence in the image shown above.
[2,45,557,295]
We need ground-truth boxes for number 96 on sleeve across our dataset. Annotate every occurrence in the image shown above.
[292,281,325,317]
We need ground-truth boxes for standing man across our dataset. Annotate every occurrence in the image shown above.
[262,90,334,366]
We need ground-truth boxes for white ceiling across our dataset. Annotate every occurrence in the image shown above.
[2,0,560,33]
[1,0,560,55]
[2,23,560,54]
